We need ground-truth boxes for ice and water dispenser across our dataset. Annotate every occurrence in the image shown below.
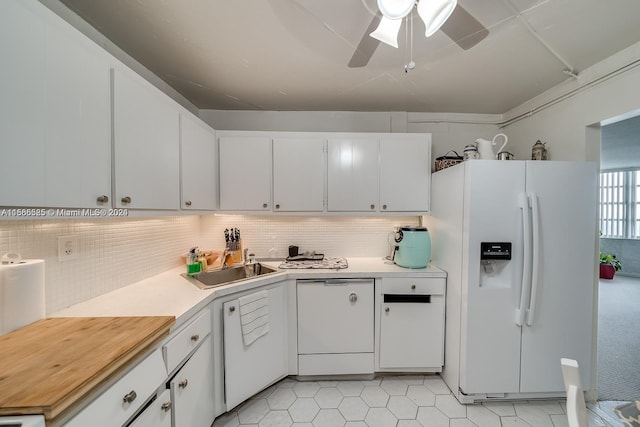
[479,242,512,287]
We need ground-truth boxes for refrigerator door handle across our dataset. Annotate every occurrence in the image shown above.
[526,192,541,326]
[516,193,532,326]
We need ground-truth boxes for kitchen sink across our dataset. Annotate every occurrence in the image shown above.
[182,263,279,289]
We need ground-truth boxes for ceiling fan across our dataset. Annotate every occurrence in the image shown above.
[348,0,489,67]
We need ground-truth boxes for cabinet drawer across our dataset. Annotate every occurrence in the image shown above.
[163,309,211,374]
[128,389,172,427]
[65,349,166,427]
[380,277,445,295]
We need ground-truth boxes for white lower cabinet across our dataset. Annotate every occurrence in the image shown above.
[170,335,215,427]
[128,389,172,427]
[222,284,288,410]
[64,349,166,427]
[378,277,445,371]
[297,279,374,375]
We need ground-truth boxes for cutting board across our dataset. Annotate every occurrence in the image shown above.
[0,316,175,419]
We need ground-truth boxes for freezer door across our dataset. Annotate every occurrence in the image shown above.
[519,161,597,393]
[459,161,526,394]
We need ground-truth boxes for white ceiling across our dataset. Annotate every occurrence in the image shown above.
[57,0,640,114]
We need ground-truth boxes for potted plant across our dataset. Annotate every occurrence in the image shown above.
[599,252,622,279]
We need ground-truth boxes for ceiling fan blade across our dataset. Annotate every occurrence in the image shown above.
[440,4,489,50]
[348,12,382,68]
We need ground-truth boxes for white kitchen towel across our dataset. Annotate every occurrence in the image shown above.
[238,290,270,346]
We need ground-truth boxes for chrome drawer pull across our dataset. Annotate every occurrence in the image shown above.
[411,284,416,290]
[161,401,172,412]
[385,307,390,313]
[123,390,137,404]
[179,379,189,389]
[190,334,200,342]
[229,306,236,312]
[349,292,357,303]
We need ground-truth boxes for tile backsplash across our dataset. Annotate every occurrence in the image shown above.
[0,215,417,313]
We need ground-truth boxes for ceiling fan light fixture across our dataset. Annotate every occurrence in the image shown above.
[370,15,402,48]
[417,0,457,37]
[376,0,415,19]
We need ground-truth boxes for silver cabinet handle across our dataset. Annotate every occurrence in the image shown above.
[229,306,236,312]
[370,204,375,210]
[161,401,172,412]
[411,284,416,290]
[385,307,390,313]
[185,200,192,206]
[179,379,188,389]
[349,292,357,303]
[190,334,199,342]
[275,204,280,209]
[262,203,268,208]
[96,195,109,204]
[123,390,137,404]
[382,204,387,210]
[121,196,132,204]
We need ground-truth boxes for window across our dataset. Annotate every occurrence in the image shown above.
[599,170,640,238]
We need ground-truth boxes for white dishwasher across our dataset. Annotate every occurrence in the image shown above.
[297,278,374,376]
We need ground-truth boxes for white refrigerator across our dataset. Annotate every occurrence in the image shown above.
[426,160,598,403]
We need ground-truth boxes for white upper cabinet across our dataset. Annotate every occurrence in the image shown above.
[273,137,325,212]
[327,137,379,212]
[113,68,180,210]
[180,113,217,211]
[0,0,47,207]
[44,17,111,208]
[379,134,431,212]
[219,136,272,211]
[0,0,111,209]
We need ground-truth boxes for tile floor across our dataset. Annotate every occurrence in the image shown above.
[212,375,624,427]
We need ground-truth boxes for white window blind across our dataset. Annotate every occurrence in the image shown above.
[599,170,639,239]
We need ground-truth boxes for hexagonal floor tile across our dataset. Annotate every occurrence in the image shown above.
[423,376,451,394]
[338,397,369,421]
[212,411,239,427]
[387,395,418,419]
[365,407,398,427]
[380,379,408,396]
[397,420,423,427]
[361,386,390,408]
[258,410,293,427]
[406,384,436,406]
[267,387,297,410]
[314,387,344,409]
[289,398,320,423]
[337,381,364,397]
[238,398,270,424]
[416,406,450,427]
[294,381,321,398]
[435,394,467,418]
[312,408,346,427]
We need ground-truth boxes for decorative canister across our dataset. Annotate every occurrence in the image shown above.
[531,140,547,160]
[463,144,479,160]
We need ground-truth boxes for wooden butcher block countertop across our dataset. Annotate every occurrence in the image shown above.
[0,316,175,420]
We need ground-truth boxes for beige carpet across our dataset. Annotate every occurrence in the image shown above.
[597,275,640,401]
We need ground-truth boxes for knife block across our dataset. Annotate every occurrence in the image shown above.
[225,241,243,266]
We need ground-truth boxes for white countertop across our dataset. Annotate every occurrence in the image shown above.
[52,257,446,329]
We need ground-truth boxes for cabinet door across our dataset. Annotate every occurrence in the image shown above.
[273,138,325,212]
[219,137,271,211]
[170,336,215,427]
[45,18,111,208]
[180,113,216,210]
[128,389,171,427]
[379,300,444,368]
[0,0,46,206]
[297,279,374,354]
[113,68,180,210]
[223,285,287,410]
[379,135,431,212]
[327,138,379,212]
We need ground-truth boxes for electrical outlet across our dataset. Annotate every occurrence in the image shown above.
[58,235,79,261]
